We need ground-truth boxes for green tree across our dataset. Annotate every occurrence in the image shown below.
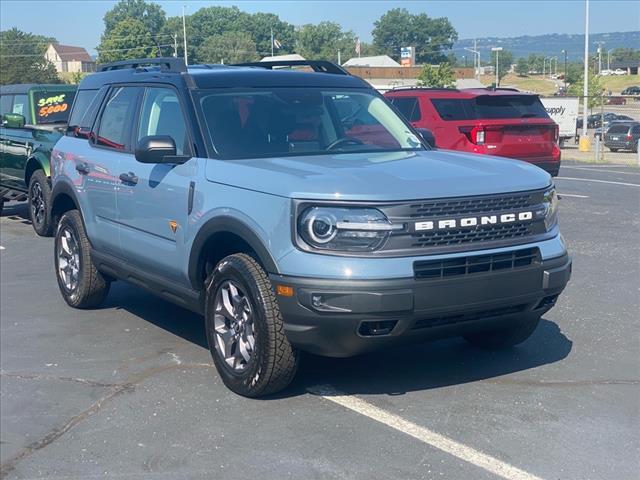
[417,62,455,88]
[490,49,513,85]
[0,28,60,85]
[198,32,258,64]
[248,12,295,57]
[527,53,544,74]
[610,48,640,62]
[564,62,582,85]
[372,8,457,64]
[514,57,529,76]
[104,0,165,36]
[98,18,157,63]
[569,70,604,111]
[295,22,356,62]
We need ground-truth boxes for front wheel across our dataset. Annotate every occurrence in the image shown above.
[55,210,110,308]
[205,253,299,397]
[463,314,541,349]
[28,170,53,236]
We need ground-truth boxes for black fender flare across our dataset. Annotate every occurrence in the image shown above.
[188,216,280,290]
[50,181,80,219]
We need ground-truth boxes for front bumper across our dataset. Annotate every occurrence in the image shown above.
[271,254,571,357]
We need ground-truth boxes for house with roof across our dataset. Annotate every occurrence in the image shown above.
[45,43,96,74]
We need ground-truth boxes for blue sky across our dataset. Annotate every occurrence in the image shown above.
[1,0,638,55]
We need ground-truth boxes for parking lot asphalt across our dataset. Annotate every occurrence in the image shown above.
[1,164,639,480]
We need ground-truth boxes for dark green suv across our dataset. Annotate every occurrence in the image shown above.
[0,83,76,235]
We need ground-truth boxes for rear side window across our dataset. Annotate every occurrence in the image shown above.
[389,97,421,121]
[32,89,75,124]
[68,90,98,128]
[95,87,140,150]
[431,95,549,121]
[431,99,473,120]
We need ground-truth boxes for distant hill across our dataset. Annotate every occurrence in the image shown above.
[454,31,640,62]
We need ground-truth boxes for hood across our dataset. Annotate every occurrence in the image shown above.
[204,149,552,201]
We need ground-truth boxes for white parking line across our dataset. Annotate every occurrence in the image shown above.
[561,166,640,176]
[309,385,543,480]
[559,193,589,198]
[556,177,640,187]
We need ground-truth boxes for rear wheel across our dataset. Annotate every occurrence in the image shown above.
[55,210,110,308]
[205,253,299,397]
[28,170,53,236]
[609,148,619,152]
[463,314,541,349]
[0,198,4,215]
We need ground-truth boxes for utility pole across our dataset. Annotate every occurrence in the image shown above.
[182,5,188,66]
[579,0,590,152]
[492,47,502,87]
[270,27,274,58]
[337,49,341,65]
[173,33,178,58]
[464,40,479,80]
[607,48,613,70]
[561,49,568,91]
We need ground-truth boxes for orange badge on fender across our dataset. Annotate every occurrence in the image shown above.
[169,220,178,234]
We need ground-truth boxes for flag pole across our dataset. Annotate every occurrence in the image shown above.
[271,27,274,58]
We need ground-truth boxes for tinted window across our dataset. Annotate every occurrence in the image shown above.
[68,89,105,138]
[608,124,631,134]
[390,97,421,121]
[96,87,140,150]
[12,94,29,118]
[431,95,549,121]
[0,95,12,115]
[137,88,189,155]
[197,88,421,159]
[431,99,474,120]
[33,89,75,124]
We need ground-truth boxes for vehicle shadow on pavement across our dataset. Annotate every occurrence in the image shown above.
[0,202,31,224]
[288,319,572,398]
[103,282,572,398]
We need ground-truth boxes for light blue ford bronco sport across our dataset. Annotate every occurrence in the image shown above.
[50,58,571,397]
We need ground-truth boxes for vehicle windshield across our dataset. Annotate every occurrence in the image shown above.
[32,89,76,124]
[195,88,424,159]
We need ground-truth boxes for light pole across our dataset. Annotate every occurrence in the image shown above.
[561,49,568,91]
[182,5,188,65]
[579,0,590,152]
[492,47,502,87]
[607,48,614,71]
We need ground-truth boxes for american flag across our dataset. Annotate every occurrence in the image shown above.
[273,38,282,49]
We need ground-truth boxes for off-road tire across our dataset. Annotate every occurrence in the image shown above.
[28,170,53,236]
[463,314,541,349]
[0,198,4,215]
[205,253,299,397]
[55,210,110,308]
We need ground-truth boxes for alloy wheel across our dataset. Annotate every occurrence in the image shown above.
[57,227,80,294]
[31,181,45,226]
[213,280,256,372]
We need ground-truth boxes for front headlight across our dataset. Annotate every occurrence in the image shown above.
[298,206,401,252]
[543,186,559,230]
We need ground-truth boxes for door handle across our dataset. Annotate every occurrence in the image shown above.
[119,172,139,185]
[75,162,90,175]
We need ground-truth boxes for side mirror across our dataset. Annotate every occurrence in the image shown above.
[416,128,436,148]
[2,113,26,129]
[135,135,189,164]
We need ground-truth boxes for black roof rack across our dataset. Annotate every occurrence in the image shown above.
[232,60,349,75]
[98,57,187,73]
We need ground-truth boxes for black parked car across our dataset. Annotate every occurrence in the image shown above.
[621,86,640,97]
[604,122,640,152]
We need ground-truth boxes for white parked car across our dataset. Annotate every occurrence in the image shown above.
[600,69,613,76]
[613,68,627,75]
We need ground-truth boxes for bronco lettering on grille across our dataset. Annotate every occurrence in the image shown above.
[415,211,534,231]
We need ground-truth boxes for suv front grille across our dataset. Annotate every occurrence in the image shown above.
[379,188,549,255]
[413,247,540,279]
[407,192,534,218]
